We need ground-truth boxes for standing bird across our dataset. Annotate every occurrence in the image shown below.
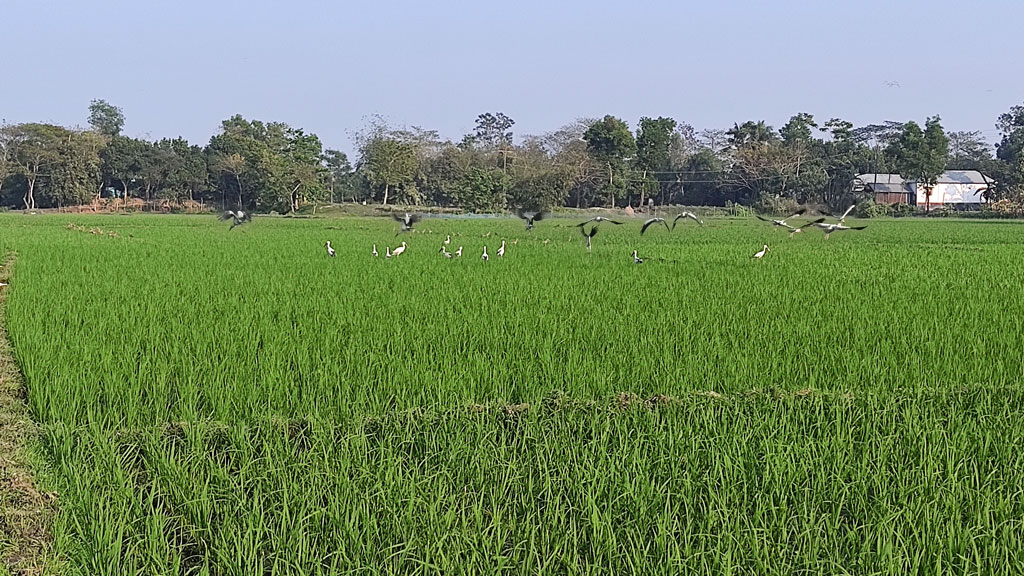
[393,213,421,234]
[497,240,506,257]
[386,247,393,259]
[392,241,408,256]
[219,210,251,230]
[516,208,546,231]
[444,234,451,245]
[647,198,655,215]
[672,211,703,229]
[0,282,7,288]
[640,217,670,235]
[580,225,599,251]
[439,246,452,258]
[753,244,770,259]
[632,250,644,264]
[813,222,868,240]
[324,241,336,258]
[455,246,463,258]
[481,246,489,261]
[372,244,378,257]
[576,216,623,227]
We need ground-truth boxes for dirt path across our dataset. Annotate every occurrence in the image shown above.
[0,257,55,575]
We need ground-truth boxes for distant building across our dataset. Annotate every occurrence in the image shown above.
[853,171,993,207]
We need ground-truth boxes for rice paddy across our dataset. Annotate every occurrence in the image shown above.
[2,212,1024,575]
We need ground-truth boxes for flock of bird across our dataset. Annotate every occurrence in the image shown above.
[219,204,866,263]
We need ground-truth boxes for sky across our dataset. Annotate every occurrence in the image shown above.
[2,0,1020,156]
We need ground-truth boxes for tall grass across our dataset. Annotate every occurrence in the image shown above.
[2,213,1024,574]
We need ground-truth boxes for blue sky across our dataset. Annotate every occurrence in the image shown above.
[3,0,1019,156]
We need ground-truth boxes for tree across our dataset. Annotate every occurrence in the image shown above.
[361,137,417,205]
[321,149,353,203]
[995,103,1024,195]
[947,131,992,171]
[49,130,104,207]
[5,123,63,209]
[780,113,818,147]
[213,153,246,209]
[887,116,949,212]
[583,115,637,208]
[470,112,515,149]
[88,99,125,137]
[158,138,208,203]
[634,117,677,208]
[727,120,777,147]
[101,136,146,206]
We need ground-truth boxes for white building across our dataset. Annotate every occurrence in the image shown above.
[853,170,993,207]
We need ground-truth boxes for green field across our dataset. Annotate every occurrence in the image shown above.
[2,213,1024,575]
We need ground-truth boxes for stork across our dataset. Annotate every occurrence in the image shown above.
[580,225,599,251]
[439,246,452,258]
[218,210,251,230]
[756,208,807,229]
[386,247,393,259]
[324,241,335,257]
[576,216,623,227]
[640,217,670,235]
[497,240,506,257]
[632,250,643,264]
[393,213,421,233]
[481,246,489,261]
[392,241,408,256]
[516,208,546,230]
[444,234,451,245]
[455,246,463,257]
[814,222,868,240]
[672,211,703,229]
[372,244,378,257]
[752,244,770,259]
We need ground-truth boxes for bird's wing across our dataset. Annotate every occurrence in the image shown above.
[850,226,868,230]
[607,220,623,225]
[532,211,545,222]
[391,214,406,223]
[756,215,773,222]
[640,219,659,235]
[787,208,807,219]
[840,204,856,220]
[515,208,528,220]
[686,212,703,224]
[800,217,826,229]
[218,211,235,221]
[239,212,251,222]
[408,214,421,224]
[671,213,685,229]
[576,217,597,227]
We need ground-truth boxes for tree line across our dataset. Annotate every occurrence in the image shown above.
[2,100,1023,213]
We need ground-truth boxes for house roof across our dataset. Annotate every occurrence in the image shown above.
[854,171,992,187]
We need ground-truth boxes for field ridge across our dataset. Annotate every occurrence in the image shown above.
[0,255,55,576]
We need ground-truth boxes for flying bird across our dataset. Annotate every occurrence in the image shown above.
[219,210,251,230]
[324,241,335,257]
[580,225,599,251]
[753,244,770,259]
[814,222,868,240]
[392,241,408,256]
[632,250,643,264]
[640,217,670,235]
[576,216,623,227]
[516,208,546,230]
[393,213,421,233]
[756,208,806,228]
[823,204,857,224]
[672,211,703,229]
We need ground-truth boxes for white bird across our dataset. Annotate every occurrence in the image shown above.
[497,240,506,257]
[392,241,408,256]
[218,210,251,230]
[385,247,393,259]
[576,216,623,227]
[632,250,643,264]
[481,246,489,261]
[444,234,451,245]
[753,244,770,259]
[372,244,378,257]
[455,246,463,257]
[0,282,7,287]
[439,246,452,258]
[640,217,669,235]
[672,211,703,229]
[757,212,826,237]
[580,225,599,251]
[324,241,335,257]
[393,213,421,233]
[814,222,868,240]
[826,204,856,224]
[756,208,807,229]
[516,208,546,230]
